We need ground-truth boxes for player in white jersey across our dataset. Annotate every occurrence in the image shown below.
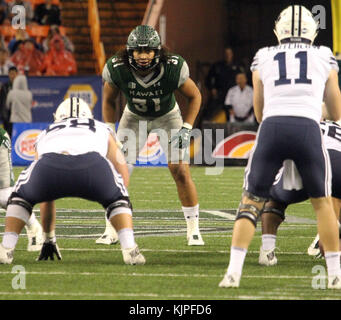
[0,97,145,265]
[307,120,341,257]
[259,121,341,266]
[219,5,341,289]
[253,45,337,123]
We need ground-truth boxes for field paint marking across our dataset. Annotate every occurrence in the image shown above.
[15,247,309,255]
[0,208,233,214]
[0,271,322,279]
[0,207,315,219]
[0,291,158,298]
[201,210,236,220]
[1,233,316,240]
[201,235,317,239]
[0,291,337,300]
[202,210,316,224]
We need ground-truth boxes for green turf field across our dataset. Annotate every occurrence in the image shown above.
[0,166,338,300]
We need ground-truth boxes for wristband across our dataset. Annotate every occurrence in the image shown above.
[106,122,116,132]
[182,122,193,130]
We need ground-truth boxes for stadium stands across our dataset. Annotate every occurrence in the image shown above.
[62,0,148,74]
[26,25,49,43]
[0,0,150,75]
[5,0,60,6]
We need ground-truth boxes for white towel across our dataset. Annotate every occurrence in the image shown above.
[282,159,303,191]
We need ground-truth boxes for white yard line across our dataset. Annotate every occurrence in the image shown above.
[0,291,159,298]
[201,210,236,220]
[0,271,322,279]
[12,247,308,255]
[0,291,336,299]
[202,210,316,224]
[201,235,317,239]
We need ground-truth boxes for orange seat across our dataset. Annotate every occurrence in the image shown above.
[27,25,49,37]
[5,0,60,5]
[26,25,49,43]
[0,26,16,41]
[28,0,60,7]
[58,26,66,36]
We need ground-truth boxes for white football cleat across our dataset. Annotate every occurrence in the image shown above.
[328,275,341,289]
[0,244,14,264]
[307,234,322,258]
[186,219,204,246]
[219,272,241,288]
[25,220,43,252]
[96,233,119,245]
[96,221,119,245]
[187,232,205,246]
[96,231,118,244]
[259,246,277,266]
[122,245,146,265]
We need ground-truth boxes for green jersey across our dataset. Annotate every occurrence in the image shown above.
[102,54,189,117]
[0,127,14,188]
[0,128,10,150]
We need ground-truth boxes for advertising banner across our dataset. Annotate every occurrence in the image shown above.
[12,122,49,166]
[136,132,167,167]
[0,75,102,122]
[11,123,168,167]
[196,121,259,166]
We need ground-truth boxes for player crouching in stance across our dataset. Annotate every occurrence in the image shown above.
[0,127,43,251]
[219,5,341,289]
[0,97,145,265]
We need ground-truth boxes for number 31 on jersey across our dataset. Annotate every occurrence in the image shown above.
[132,98,161,113]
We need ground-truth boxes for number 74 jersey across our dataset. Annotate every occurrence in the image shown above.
[35,118,112,158]
[320,121,341,152]
[251,43,339,123]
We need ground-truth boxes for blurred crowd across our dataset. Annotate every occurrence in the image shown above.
[0,2,258,127]
[0,0,77,76]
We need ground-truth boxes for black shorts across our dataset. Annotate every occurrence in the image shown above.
[13,152,128,208]
[244,116,331,199]
[329,149,341,199]
[269,178,309,205]
[269,148,341,204]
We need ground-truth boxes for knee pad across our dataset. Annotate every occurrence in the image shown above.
[242,190,268,203]
[106,196,132,220]
[261,200,287,221]
[236,204,262,227]
[236,190,267,227]
[6,196,33,224]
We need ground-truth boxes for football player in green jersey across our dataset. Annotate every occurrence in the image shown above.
[0,127,43,251]
[99,25,204,246]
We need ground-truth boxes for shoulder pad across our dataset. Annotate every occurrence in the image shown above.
[166,55,180,65]
[110,56,125,68]
[166,54,185,66]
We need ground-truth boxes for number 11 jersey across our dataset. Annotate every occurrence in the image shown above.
[251,43,339,123]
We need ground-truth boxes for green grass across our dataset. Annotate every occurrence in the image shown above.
[0,166,336,300]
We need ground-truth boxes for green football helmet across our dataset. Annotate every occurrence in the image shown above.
[126,25,161,71]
